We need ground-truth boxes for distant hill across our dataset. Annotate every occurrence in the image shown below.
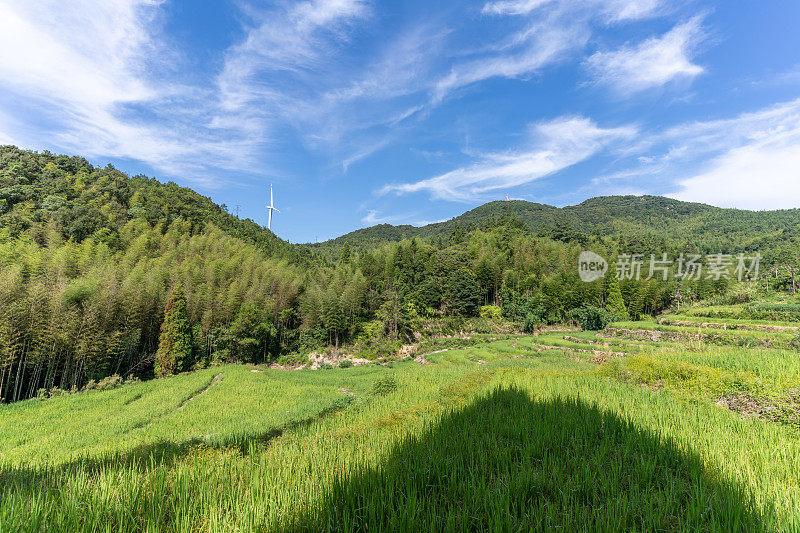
[308,196,800,256]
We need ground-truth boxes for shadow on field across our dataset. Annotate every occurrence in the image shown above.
[0,398,351,489]
[288,386,772,532]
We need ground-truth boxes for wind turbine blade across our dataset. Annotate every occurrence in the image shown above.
[274,208,281,213]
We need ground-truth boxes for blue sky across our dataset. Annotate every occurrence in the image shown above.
[1,0,799,243]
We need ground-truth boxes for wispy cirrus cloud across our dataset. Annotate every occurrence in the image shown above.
[432,24,587,103]
[0,0,716,198]
[361,209,447,227]
[431,0,668,103]
[584,16,706,94]
[361,209,409,225]
[482,0,663,22]
[216,0,370,115]
[219,0,673,167]
[214,0,442,169]
[381,116,636,201]
[0,0,265,185]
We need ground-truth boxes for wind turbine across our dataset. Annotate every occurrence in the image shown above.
[267,184,280,231]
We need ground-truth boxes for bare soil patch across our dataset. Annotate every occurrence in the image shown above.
[659,318,798,332]
[716,389,800,429]
[529,343,626,364]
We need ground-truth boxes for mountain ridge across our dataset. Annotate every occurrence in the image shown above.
[307,195,800,255]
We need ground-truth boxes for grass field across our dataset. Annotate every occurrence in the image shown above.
[2,314,800,531]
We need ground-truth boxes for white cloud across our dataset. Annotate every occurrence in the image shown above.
[0,0,158,108]
[382,116,636,201]
[587,98,800,210]
[482,0,662,22]
[433,25,585,102]
[601,0,663,22]
[342,138,392,172]
[0,0,259,185]
[361,209,448,227]
[670,141,800,210]
[216,0,369,113]
[665,100,800,209]
[585,17,705,93]
[437,0,667,103]
[482,0,553,16]
[380,98,800,210]
[361,209,412,225]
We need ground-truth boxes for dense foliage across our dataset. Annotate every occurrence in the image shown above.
[1,145,798,401]
[310,196,800,266]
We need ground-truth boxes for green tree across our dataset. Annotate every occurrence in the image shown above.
[444,267,481,316]
[605,263,629,320]
[155,287,193,377]
[339,243,351,264]
[322,289,345,347]
[229,303,278,363]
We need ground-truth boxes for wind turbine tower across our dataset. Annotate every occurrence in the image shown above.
[267,184,280,231]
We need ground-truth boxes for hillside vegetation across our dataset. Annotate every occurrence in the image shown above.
[310,196,800,260]
[2,145,800,403]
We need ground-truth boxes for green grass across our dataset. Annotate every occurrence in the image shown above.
[0,365,382,464]
[2,330,800,531]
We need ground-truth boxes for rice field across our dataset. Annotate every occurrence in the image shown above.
[2,314,800,531]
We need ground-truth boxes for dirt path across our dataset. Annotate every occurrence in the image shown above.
[178,373,223,411]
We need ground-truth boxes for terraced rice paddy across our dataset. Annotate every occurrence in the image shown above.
[2,311,800,531]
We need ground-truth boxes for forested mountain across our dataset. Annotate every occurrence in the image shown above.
[310,197,800,260]
[1,145,798,403]
[0,146,303,262]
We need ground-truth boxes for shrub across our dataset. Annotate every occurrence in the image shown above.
[275,352,310,367]
[479,305,503,320]
[570,306,615,331]
[523,312,542,333]
[320,363,333,370]
[97,374,124,391]
[299,327,327,351]
[360,339,402,360]
[155,287,193,377]
[439,316,466,337]
[371,376,397,396]
[791,335,800,351]
[338,360,353,368]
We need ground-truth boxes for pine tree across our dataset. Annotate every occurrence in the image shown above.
[155,287,193,377]
[605,263,629,320]
[339,243,351,264]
